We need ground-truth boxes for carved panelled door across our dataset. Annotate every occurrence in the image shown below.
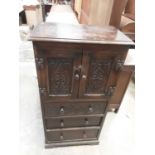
[39,49,82,100]
[79,50,121,99]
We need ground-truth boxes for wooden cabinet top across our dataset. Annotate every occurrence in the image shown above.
[29,22,134,46]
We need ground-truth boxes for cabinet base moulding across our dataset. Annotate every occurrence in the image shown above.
[45,140,99,148]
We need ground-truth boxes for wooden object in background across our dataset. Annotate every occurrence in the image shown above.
[29,22,134,147]
[109,0,127,28]
[124,0,135,20]
[120,16,135,41]
[74,0,82,20]
[78,0,127,28]
[120,0,135,41]
[23,4,43,27]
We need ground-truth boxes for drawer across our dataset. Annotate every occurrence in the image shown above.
[45,116,102,129]
[44,101,107,117]
[46,128,99,142]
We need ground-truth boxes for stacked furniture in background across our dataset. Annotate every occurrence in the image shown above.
[120,0,135,41]
[74,0,127,28]
[23,2,43,27]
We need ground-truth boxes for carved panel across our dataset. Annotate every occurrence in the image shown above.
[86,60,112,94]
[48,58,73,95]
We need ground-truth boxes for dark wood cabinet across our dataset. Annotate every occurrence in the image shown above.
[30,22,134,147]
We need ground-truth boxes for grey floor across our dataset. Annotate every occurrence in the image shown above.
[19,26,135,155]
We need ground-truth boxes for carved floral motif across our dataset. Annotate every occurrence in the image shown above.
[86,60,111,93]
[48,58,72,95]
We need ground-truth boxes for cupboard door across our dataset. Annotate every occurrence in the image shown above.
[37,48,82,101]
[79,49,127,99]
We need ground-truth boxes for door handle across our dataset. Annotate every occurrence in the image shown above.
[71,66,81,93]
[88,105,93,113]
[82,75,87,79]
[73,66,81,80]
[74,73,80,80]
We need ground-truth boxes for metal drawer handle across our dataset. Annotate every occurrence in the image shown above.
[85,118,89,125]
[88,105,93,113]
[60,133,63,140]
[60,120,64,127]
[60,106,64,115]
[83,131,87,138]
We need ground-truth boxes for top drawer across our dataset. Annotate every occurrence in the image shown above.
[43,101,107,117]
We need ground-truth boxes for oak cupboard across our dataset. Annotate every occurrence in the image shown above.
[29,22,134,147]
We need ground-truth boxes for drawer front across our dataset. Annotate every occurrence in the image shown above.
[44,101,107,117]
[46,129,99,142]
[45,116,102,129]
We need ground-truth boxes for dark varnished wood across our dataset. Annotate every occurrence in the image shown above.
[30,22,134,147]
[46,128,99,142]
[79,48,128,99]
[29,22,133,45]
[45,139,99,148]
[36,47,82,100]
[108,65,134,112]
[45,116,102,129]
[43,101,107,117]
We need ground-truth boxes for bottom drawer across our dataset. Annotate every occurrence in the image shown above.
[46,128,99,142]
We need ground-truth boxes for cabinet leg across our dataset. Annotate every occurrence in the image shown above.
[110,108,119,113]
[114,108,119,113]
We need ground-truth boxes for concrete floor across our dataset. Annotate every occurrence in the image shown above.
[19,26,134,155]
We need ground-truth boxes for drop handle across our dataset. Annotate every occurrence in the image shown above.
[85,118,89,125]
[60,133,63,140]
[83,131,87,138]
[60,120,64,127]
[60,106,64,115]
[88,105,93,113]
